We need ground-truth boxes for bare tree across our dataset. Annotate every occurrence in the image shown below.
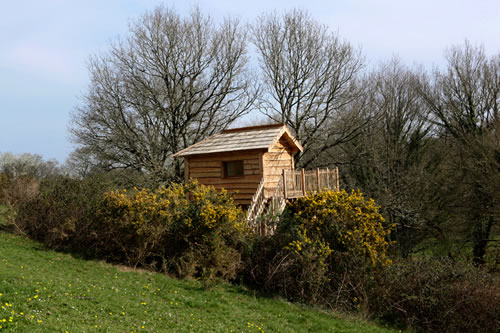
[418,41,500,265]
[421,41,499,138]
[340,59,435,256]
[252,9,365,167]
[71,6,257,182]
[0,152,60,179]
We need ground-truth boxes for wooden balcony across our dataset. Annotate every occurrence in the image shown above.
[280,168,340,199]
[248,167,339,235]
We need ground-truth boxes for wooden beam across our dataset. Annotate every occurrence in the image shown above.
[326,167,329,189]
[184,157,190,184]
[316,168,320,191]
[301,168,306,196]
[283,169,287,199]
[335,167,340,191]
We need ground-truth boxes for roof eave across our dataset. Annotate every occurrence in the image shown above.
[267,126,303,153]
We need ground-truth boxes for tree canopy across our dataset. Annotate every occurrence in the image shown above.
[71,6,257,182]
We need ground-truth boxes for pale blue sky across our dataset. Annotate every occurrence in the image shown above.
[1,0,499,163]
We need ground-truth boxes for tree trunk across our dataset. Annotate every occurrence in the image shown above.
[471,215,493,266]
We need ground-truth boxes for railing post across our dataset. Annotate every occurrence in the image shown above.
[282,169,287,199]
[335,167,340,191]
[316,168,320,192]
[326,167,329,189]
[301,168,306,196]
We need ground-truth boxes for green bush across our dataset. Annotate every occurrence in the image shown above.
[369,257,500,332]
[0,173,9,202]
[244,189,393,304]
[12,175,112,252]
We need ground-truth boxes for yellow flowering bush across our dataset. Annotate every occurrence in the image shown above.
[283,189,394,267]
[100,181,248,280]
[250,189,394,304]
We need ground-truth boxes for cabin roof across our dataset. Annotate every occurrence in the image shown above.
[172,124,303,157]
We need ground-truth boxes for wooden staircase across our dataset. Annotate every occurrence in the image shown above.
[247,168,339,236]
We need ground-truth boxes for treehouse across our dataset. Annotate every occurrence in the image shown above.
[172,124,301,205]
[172,123,339,234]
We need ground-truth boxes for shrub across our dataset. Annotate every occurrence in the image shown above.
[100,181,249,281]
[244,189,393,304]
[283,189,393,267]
[0,173,9,202]
[0,176,41,233]
[11,175,112,251]
[10,177,248,282]
[369,257,500,332]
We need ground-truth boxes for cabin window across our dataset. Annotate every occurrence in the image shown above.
[223,160,244,177]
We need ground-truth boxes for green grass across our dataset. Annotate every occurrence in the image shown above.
[0,232,399,332]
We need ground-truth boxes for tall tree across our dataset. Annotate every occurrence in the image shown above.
[252,9,365,168]
[341,60,435,256]
[419,41,500,265]
[71,6,257,182]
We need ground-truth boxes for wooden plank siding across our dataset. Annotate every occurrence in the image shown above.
[185,150,264,205]
[262,138,294,197]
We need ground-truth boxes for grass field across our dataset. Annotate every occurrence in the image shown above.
[0,232,399,332]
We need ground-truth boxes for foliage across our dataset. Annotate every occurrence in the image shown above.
[7,175,247,282]
[10,175,112,252]
[284,189,393,267]
[244,190,393,305]
[417,41,500,265]
[368,257,500,332]
[100,181,248,280]
[0,152,60,180]
[0,173,8,199]
[337,59,435,257]
[0,174,8,206]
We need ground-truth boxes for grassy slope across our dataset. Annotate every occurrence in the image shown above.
[0,232,398,333]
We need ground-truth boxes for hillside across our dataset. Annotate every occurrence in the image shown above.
[0,232,397,332]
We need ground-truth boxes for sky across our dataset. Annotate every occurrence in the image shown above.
[1,0,499,163]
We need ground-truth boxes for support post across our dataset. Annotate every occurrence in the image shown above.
[326,167,329,189]
[316,168,320,192]
[282,169,287,199]
[335,167,340,191]
[301,168,306,196]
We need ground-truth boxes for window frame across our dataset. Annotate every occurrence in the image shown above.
[222,160,244,178]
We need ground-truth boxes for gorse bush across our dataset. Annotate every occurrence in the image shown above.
[244,190,499,332]
[9,177,247,282]
[283,189,393,267]
[101,181,248,280]
[245,189,394,304]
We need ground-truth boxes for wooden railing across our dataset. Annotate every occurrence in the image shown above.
[246,177,266,229]
[247,167,340,236]
[283,167,339,198]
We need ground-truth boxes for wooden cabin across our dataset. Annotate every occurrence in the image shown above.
[172,124,303,206]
